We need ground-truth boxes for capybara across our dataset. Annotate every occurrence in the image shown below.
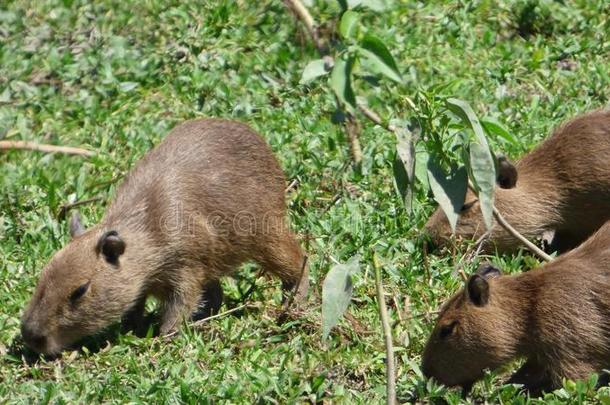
[422,220,610,393]
[425,109,610,253]
[20,119,308,355]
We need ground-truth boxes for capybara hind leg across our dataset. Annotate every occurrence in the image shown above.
[261,232,309,301]
[191,279,223,321]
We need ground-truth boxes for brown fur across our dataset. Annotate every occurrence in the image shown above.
[421,220,610,393]
[20,119,309,355]
[425,109,610,253]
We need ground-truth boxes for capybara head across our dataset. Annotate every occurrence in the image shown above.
[20,213,139,355]
[424,156,518,251]
[421,263,515,390]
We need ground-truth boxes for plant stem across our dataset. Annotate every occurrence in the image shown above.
[346,113,363,165]
[467,182,553,263]
[284,0,325,54]
[493,206,553,262]
[57,196,104,220]
[286,0,398,165]
[163,304,254,338]
[373,254,397,405]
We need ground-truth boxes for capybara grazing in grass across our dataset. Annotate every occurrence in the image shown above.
[20,119,308,355]
[422,221,610,394]
[424,109,610,253]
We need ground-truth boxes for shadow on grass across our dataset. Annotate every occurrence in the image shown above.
[6,301,257,369]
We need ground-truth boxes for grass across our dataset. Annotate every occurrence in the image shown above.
[0,0,609,403]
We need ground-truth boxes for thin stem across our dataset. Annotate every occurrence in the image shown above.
[284,0,325,54]
[57,196,104,220]
[286,0,403,165]
[493,206,553,262]
[163,304,253,338]
[373,254,397,405]
[467,183,553,263]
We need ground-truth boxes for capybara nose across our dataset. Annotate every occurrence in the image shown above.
[21,322,47,352]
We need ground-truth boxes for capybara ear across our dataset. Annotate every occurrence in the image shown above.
[97,231,126,265]
[497,155,518,189]
[467,274,490,307]
[476,262,502,279]
[69,211,86,238]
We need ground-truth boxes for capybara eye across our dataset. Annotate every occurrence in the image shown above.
[439,321,457,339]
[69,282,90,302]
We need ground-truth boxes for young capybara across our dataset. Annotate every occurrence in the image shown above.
[424,109,610,253]
[421,220,610,394]
[20,119,309,355]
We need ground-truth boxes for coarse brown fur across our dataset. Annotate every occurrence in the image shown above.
[424,109,610,253]
[421,221,610,394]
[20,119,309,355]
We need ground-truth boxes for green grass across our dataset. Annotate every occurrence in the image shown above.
[1,0,609,403]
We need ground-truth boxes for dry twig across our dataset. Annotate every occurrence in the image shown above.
[493,206,553,262]
[163,303,255,339]
[466,183,553,263]
[284,0,326,54]
[0,140,96,157]
[57,196,104,220]
[285,179,299,193]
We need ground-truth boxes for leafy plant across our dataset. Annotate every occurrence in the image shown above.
[299,2,515,238]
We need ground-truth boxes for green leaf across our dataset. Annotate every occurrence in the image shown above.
[359,34,402,83]
[119,81,138,92]
[482,118,518,145]
[446,98,496,230]
[392,122,415,212]
[469,143,495,229]
[445,98,487,147]
[414,148,430,191]
[339,10,359,39]
[330,55,356,109]
[300,59,329,84]
[426,160,468,232]
[322,255,360,340]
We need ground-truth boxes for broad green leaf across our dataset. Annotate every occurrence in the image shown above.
[469,143,496,229]
[482,118,518,145]
[446,98,496,230]
[393,157,408,206]
[445,98,487,147]
[359,34,402,83]
[427,160,468,232]
[330,55,356,109]
[339,10,359,39]
[414,148,430,191]
[322,255,360,340]
[392,122,415,212]
[300,59,329,84]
